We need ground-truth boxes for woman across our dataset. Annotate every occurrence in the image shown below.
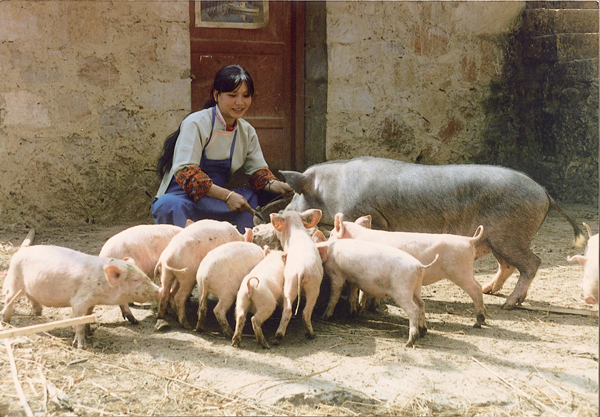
[152,65,292,232]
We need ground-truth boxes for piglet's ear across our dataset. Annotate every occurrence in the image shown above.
[244,228,253,243]
[263,245,271,256]
[185,219,194,228]
[301,209,322,229]
[334,213,345,238]
[281,252,288,263]
[104,264,125,286]
[123,257,137,266]
[355,215,372,229]
[312,230,327,243]
[270,213,285,232]
[567,255,587,266]
[316,242,328,262]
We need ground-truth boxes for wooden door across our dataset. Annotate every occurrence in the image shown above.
[190,1,305,172]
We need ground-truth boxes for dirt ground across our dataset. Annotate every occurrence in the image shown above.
[0,203,598,416]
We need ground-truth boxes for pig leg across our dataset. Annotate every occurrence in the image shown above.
[232,301,250,347]
[481,253,516,294]
[213,295,236,338]
[273,280,298,345]
[172,277,196,329]
[301,285,320,339]
[71,303,94,349]
[321,270,345,320]
[26,294,43,316]
[1,286,22,323]
[347,284,359,317]
[251,302,277,349]
[393,291,421,347]
[501,249,542,309]
[413,287,427,337]
[156,268,176,321]
[195,283,210,333]
[453,275,486,328]
[84,306,95,336]
[119,304,139,324]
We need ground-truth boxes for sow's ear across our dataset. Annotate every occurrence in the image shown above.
[104,263,126,286]
[280,170,313,194]
[301,209,322,229]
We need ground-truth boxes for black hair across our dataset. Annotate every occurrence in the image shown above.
[202,65,255,109]
[157,65,255,179]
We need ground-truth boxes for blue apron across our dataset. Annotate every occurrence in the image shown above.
[151,107,257,233]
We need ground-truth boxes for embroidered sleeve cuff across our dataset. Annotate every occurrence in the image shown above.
[248,168,277,191]
[175,166,213,202]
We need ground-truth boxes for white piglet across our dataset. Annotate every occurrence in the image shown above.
[99,224,182,282]
[568,222,599,304]
[314,235,437,347]
[232,248,287,349]
[269,209,323,344]
[329,213,486,327]
[195,240,265,337]
[99,224,182,323]
[2,245,161,348]
[154,219,251,330]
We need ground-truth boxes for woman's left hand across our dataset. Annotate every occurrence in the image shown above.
[268,180,293,195]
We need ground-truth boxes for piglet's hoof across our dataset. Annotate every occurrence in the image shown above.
[154,319,171,331]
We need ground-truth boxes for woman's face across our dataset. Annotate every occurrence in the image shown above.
[214,82,252,127]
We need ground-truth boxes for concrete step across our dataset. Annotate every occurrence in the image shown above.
[523,33,599,62]
[522,8,599,35]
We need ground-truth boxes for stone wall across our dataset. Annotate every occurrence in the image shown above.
[325,1,525,164]
[325,1,598,204]
[475,1,599,203]
[0,1,191,227]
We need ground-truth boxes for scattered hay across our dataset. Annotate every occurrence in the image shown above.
[0,326,597,417]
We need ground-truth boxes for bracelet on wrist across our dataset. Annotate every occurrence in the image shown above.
[225,191,235,202]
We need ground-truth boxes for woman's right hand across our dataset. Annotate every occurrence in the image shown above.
[226,192,255,215]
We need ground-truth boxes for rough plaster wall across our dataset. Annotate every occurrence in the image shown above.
[325,1,525,165]
[0,1,191,227]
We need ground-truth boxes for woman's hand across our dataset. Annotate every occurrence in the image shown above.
[225,191,254,215]
[267,180,293,195]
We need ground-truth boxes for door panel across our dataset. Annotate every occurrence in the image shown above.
[190,1,304,172]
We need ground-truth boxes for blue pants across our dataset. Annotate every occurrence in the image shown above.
[152,178,267,233]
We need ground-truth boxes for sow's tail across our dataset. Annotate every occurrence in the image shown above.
[548,195,587,248]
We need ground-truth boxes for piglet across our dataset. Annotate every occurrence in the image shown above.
[195,240,265,337]
[2,245,161,348]
[232,248,287,349]
[329,213,486,327]
[154,219,250,330]
[99,224,182,281]
[568,222,599,304]
[314,237,437,347]
[269,209,323,343]
[99,224,182,323]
